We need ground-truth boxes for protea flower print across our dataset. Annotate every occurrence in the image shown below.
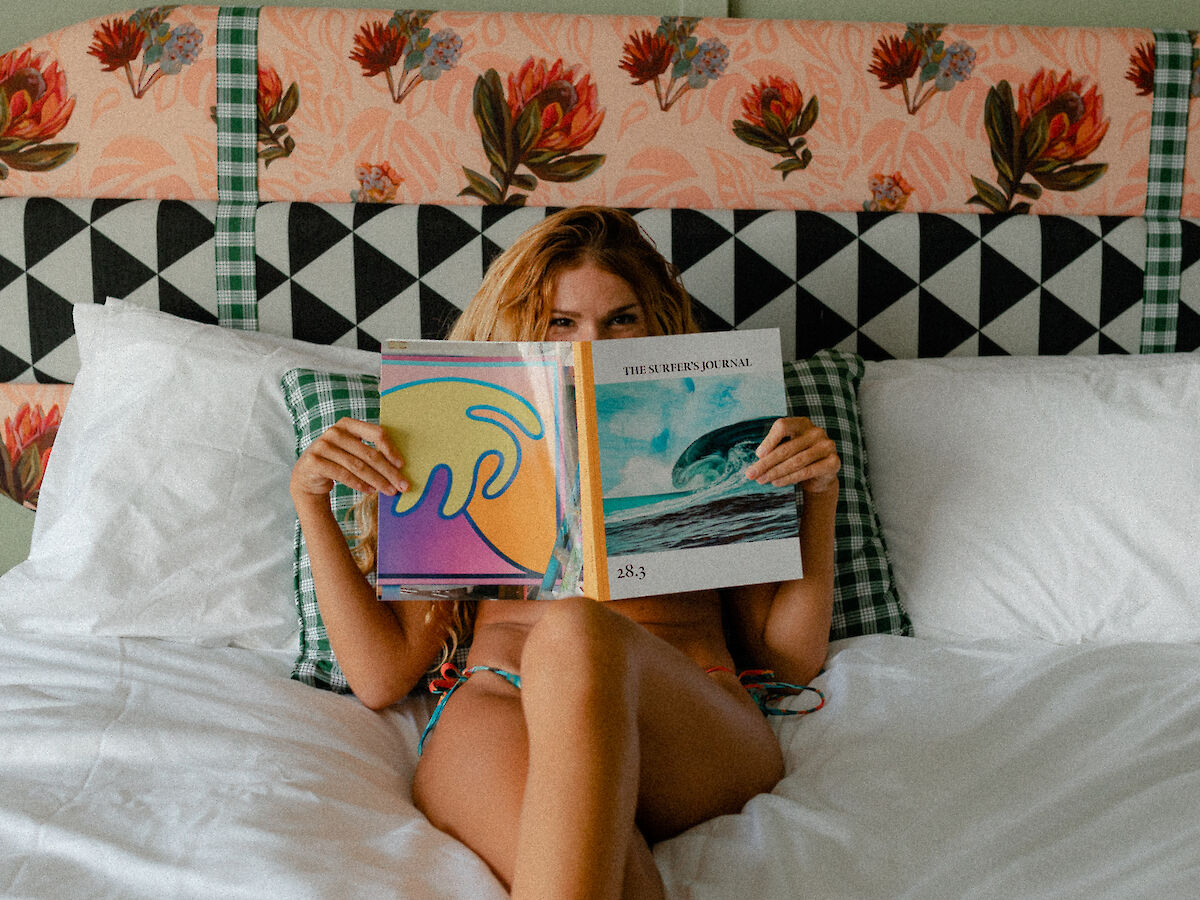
[209,65,300,167]
[1125,40,1200,99]
[506,57,604,156]
[255,67,299,167]
[618,30,673,86]
[88,18,146,71]
[864,172,915,211]
[1,401,61,509]
[351,12,462,106]
[350,21,404,77]
[1017,69,1109,163]
[869,24,975,115]
[0,48,78,179]
[620,17,729,112]
[969,69,1109,213]
[461,57,605,206]
[868,34,921,89]
[352,162,404,202]
[89,7,204,99]
[732,75,819,179]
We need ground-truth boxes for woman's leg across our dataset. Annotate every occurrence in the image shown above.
[413,597,783,899]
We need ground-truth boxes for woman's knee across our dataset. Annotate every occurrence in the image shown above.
[520,597,634,706]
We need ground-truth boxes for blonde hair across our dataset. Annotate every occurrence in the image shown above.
[447,206,697,341]
[358,206,696,667]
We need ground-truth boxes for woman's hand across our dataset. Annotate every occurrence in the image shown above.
[290,417,409,500]
[744,416,840,495]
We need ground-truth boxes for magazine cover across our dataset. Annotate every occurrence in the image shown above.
[575,328,802,601]
[377,329,802,601]
[375,340,575,601]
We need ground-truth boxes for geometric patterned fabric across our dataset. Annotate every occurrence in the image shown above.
[3,199,1199,383]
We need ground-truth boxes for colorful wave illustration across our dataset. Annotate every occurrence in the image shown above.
[380,377,558,575]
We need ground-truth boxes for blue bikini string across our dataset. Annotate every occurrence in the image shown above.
[418,663,523,756]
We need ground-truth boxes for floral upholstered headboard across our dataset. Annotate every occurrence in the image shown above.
[0,6,1197,508]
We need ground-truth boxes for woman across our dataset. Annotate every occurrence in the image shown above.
[290,207,840,899]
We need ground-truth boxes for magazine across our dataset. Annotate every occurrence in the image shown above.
[376,329,802,602]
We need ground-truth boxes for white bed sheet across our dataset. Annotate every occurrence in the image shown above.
[0,633,505,900]
[3,632,1199,899]
[660,635,1200,899]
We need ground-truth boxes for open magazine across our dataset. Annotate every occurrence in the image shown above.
[376,329,802,602]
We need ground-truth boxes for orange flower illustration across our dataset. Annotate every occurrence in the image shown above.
[2,402,61,509]
[89,7,204,99]
[209,65,299,167]
[350,21,404,78]
[620,17,728,112]
[619,30,673,86]
[461,57,605,205]
[1125,40,1200,99]
[0,48,78,179]
[1017,69,1109,164]
[868,34,921,89]
[352,162,404,203]
[506,58,604,157]
[969,68,1108,213]
[351,12,462,106]
[256,66,299,166]
[1125,42,1156,96]
[864,172,914,211]
[87,17,146,71]
[732,75,819,179]
[869,25,975,115]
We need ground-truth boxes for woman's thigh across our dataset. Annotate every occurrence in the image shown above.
[412,609,784,872]
[412,677,528,881]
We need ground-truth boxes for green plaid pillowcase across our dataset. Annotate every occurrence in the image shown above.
[785,350,912,640]
[283,367,472,695]
[282,368,380,692]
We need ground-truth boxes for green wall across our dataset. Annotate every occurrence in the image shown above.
[2,0,1195,52]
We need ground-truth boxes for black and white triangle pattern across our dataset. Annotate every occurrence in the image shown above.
[0,198,218,382]
[2,199,1196,384]
[252,205,1162,359]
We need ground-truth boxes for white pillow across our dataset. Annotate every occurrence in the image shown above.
[0,300,378,649]
[860,353,1200,645]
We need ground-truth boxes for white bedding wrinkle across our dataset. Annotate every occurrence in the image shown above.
[0,634,507,900]
[656,634,1200,900]
[3,632,1198,899]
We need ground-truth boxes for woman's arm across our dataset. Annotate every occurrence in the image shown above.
[291,417,448,710]
[724,417,840,685]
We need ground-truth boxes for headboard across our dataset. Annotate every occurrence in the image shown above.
[1,6,1196,508]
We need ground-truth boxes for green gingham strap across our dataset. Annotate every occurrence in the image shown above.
[1140,30,1194,354]
[215,7,260,331]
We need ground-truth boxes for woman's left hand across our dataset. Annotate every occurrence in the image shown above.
[745,417,840,495]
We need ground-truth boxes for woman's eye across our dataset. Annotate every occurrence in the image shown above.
[548,317,573,328]
[610,314,640,327]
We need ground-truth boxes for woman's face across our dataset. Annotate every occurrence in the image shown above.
[543,261,649,341]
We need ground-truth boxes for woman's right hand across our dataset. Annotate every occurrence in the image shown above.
[290,417,409,500]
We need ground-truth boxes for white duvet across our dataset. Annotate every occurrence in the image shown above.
[2,632,1198,899]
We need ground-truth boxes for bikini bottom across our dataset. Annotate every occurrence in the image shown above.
[417,663,824,756]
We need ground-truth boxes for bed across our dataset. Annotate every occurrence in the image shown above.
[1,7,1198,898]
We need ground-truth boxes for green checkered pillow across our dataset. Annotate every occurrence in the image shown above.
[283,368,380,692]
[785,350,912,640]
[283,367,473,695]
